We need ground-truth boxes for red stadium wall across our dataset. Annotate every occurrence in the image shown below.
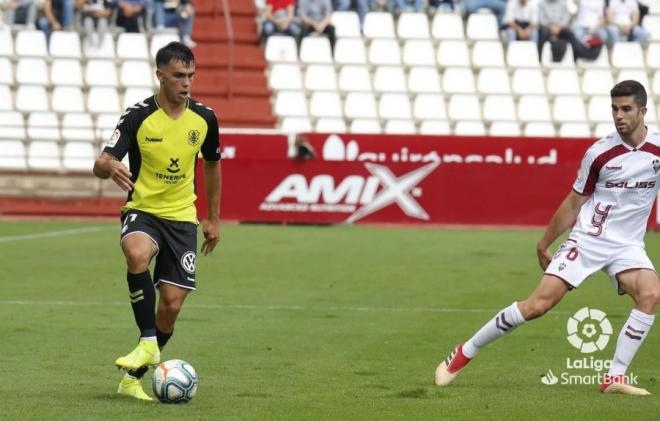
[198,133,660,229]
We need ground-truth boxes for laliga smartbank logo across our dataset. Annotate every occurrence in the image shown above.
[540,307,638,387]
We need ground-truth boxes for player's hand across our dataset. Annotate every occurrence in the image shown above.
[536,243,553,271]
[201,217,220,256]
[108,160,134,191]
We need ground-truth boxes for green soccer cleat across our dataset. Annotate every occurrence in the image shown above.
[117,374,153,401]
[115,340,160,370]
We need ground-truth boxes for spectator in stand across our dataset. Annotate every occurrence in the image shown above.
[37,0,73,38]
[537,0,570,58]
[114,0,145,32]
[392,0,424,14]
[78,0,112,46]
[428,0,458,13]
[154,0,197,48]
[502,0,539,44]
[298,0,336,51]
[1,0,37,27]
[605,0,648,44]
[572,0,608,44]
[465,0,507,28]
[334,0,390,29]
[261,0,300,42]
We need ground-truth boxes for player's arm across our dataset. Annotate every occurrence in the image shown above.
[536,190,589,270]
[93,108,138,191]
[93,152,134,191]
[200,112,222,256]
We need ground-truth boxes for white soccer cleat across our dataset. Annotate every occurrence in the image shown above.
[435,344,471,386]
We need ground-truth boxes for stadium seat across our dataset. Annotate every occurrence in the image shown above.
[150,33,180,59]
[304,64,337,91]
[51,59,84,87]
[397,13,430,40]
[116,33,150,60]
[88,87,121,113]
[368,39,402,65]
[83,34,116,59]
[403,40,435,66]
[511,68,545,95]
[408,67,442,94]
[454,121,486,135]
[0,140,27,170]
[610,42,645,69]
[587,96,612,123]
[315,118,347,133]
[431,12,464,40]
[338,65,372,93]
[617,70,650,92]
[332,11,361,38]
[646,43,660,69]
[16,58,49,85]
[559,122,592,138]
[350,119,381,133]
[489,121,521,136]
[477,68,511,94]
[62,142,95,171]
[52,86,85,113]
[419,120,451,135]
[120,60,154,88]
[96,113,121,140]
[344,92,378,119]
[593,122,613,137]
[518,95,552,122]
[334,38,367,65]
[61,113,95,142]
[379,93,412,119]
[547,69,581,96]
[384,119,416,134]
[373,66,407,93]
[86,60,118,87]
[280,117,312,133]
[437,40,470,67]
[653,70,660,99]
[123,88,154,109]
[581,69,614,97]
[0,26,13,56]
[649,0,660,15]
[0,85,13,110]
[274,91,308,117]
[482,95,517,121]
[506,41,540,68]
[448,94,481,121]
[15,85,49,112]
[363,12,396,39]
[15,30,48,57]
[645,100,658,124]
[576,47,610,69]
[553,96,587,123]
[300,36,333,64]
[49,31,82,58]
[310,91,343,118]
[523,122,556,136]
[265,36,298,63]
[27,112,60,141]
[442,67,476,94]
[269,63,303,91]
[413,94,447,121]
[0,111,25,139]
[541,42,575,69]
[471,41,505,68]
[27,140,61,171]
[466,13,499,41]
[643,16,660,41]
[0,57,13,85]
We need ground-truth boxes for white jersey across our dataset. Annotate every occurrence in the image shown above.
[571,130,660,247]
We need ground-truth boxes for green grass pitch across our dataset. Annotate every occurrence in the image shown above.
[0,221,658,420]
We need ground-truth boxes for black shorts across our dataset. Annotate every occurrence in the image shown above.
[120,209,198,290]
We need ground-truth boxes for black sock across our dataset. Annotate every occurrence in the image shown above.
[127,328,174,379]
[127,271,156,338]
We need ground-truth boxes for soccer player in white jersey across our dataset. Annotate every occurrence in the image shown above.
[435,80,660,395]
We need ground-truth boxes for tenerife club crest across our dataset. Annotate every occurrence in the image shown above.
[188,129,200,146]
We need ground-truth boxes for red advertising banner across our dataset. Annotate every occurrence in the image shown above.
[197,133,659,229]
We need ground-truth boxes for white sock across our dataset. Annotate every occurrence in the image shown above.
[140,336,157,342]
[463,302,526,359]
[608,309,654,376]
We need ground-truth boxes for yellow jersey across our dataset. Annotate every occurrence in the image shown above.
[104,95,221,222]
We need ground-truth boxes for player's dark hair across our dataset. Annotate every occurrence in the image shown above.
[156,42,195,68]
[610,80,647,107]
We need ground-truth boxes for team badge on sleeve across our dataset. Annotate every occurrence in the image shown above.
[188,129,200,146]
[108,129,121,147]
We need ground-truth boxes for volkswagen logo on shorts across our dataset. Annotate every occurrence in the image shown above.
[181,251,196,274]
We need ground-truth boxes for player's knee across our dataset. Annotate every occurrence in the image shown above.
[520,299,553,320]
[123,247,151,270]
[638,285,660,309]
[161,298,183,316]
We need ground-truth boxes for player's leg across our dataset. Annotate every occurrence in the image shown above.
[601,268,659,395]
[435,275,569,386]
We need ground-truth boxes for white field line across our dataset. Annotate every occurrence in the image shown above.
[0,226,113,243]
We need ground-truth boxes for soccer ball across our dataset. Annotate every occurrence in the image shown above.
[152,359,198,403]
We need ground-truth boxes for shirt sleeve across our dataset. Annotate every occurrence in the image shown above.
[573,148,596,196]
[102,108,139,161]
[201,112,221,161]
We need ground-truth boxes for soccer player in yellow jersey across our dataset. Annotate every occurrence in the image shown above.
[93,42,221,401]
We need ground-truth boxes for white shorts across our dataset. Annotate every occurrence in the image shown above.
[545,238,656,294]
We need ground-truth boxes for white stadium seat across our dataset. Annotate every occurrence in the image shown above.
[471,41,505,68]
[617,70,650,93]
[384,119,416,134]
[577,47,610,70]
[408,67,442,94]
[334,38,367,65]
[553,96,587,123]
[432,13,464,40]
[542,42,575,69]
[16,58,49,85]
[96,113,121,140]
[419,120,451,135]
[52,86,85,113]
[643,16,660,41]
[269,63,303,91]
[16,85,49,112]
[363,12,396,39]
[379,93,412,119]
[274,91,308,117]
[61,113,95,142]
[611,42,645,69]
[123,88,154,109]
[88,87,121,113]
[507,41,540,68]
[0,57,13,85]
[594,122,614,137]
[482,95,516,122]
[116,33,150,60]
[559,122,592,138]
[437,41,470,67]
[332,11,361,38]
[120,60,154,88]
[581,69,614,97]
[84,34,116,59]
[309,91,343,118]
[0,140,27,170]
[27,140,61,171]
[300,36,333,64]
[338,66,372,93]
[443,67,476,94]
[373,66,407,93]
[0,112,25,139]
[344,92,378,119]
[397,13,430,40]
[646,43,660,69]
[403,40,435,66]
[305,65,338,91]
[49,31,82,58]
[587,96,613,123]
[489,122,521,136]
[51,59,84,87]
[511,69,545,95]
[547,69,581,96]
[413,94,447,121]
[62,142,95,171]
[477,68,511,94]
[466,13,499,41]
[15,30,48,57]
[265,36,298,63]
[448,94,481,121]
[280,117,312,133]
[524,122,556,137]
[454,121,486,135]
[653,70,660,99]
[368,39,401,65]
[315,118,347,133]
[27,112,60,141]
[518,95,552,122]
[86,60,118,87]
[350,119,381,133]
[151,33,180,59]
[0,26,13,57]
[0,85,13,110]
